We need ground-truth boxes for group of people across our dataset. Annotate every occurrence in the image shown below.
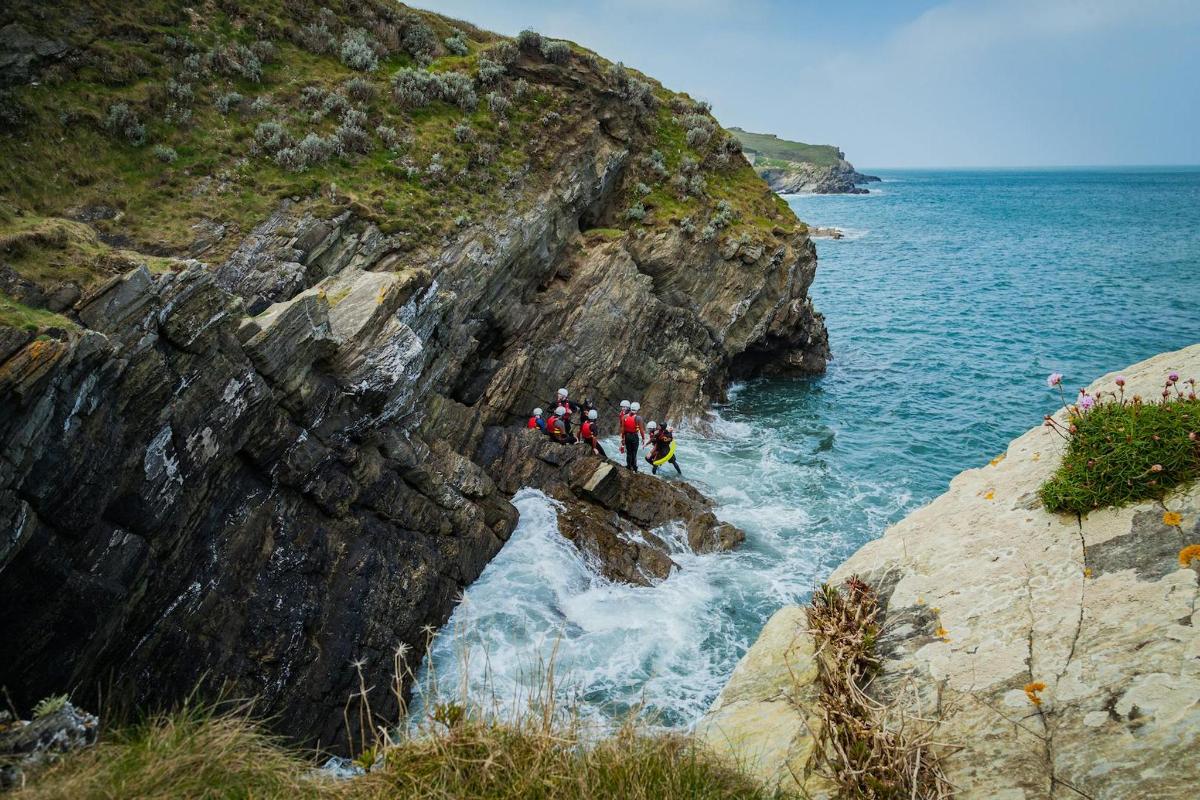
[526,388,682,477]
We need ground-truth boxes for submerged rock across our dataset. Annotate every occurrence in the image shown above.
[700,343,1200,799]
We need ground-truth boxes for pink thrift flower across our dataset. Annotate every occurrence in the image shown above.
[1077,392,1095,412]
[1168,371,1180,383]
[1114,376,1126,387]
[1047,372,1063,388]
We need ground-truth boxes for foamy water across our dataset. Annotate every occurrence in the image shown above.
[415,167,1200,729]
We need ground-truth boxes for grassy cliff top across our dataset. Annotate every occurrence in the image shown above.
[0,0,801,331]
[726,127,842,168]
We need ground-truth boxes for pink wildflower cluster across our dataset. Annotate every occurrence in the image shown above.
[1042,370,1198,441]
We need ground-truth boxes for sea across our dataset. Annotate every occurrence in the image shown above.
[414,167,1200,727]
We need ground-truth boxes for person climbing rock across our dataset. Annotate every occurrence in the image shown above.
[618,401,646,471]
[527,407,546,432]
[580,408,607,459]
[549,387,580,435]
[646,421,681,476]
[618,400,631,428]
[545,405,576,444]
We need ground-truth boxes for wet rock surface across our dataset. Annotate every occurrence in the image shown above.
[0,74,826,751]
[700,344,1200,799]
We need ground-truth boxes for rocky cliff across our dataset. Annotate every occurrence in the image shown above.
[699,345,1200,799]
[728,127,880,194]
[0,0,828,752]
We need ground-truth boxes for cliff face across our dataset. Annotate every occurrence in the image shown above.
[757,159,879,195]
[0,1,828,752]
[727,128,880,194]
[699,345,1200,799]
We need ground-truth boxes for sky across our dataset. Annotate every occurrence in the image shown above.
[414,0,1200,168]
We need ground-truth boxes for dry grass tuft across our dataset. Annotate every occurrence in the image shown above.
[805,577,953,799]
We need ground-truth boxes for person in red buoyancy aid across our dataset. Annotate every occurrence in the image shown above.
[618,401,646,471]
[527,407,546,432]
[580,409,607,459]
[545,406,576,444]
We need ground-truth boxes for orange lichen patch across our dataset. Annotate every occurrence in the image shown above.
[984,490,995,501]
[1179,544,1200,567]
[1031,452,1041,462]
[1083,567,1093,578]
[1024,681,1046,706]
[989,453,1006,466]
[1163,511,1183,527]
[935,626,949,641]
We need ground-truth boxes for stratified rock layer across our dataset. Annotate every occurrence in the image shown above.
[700,344,1200,799]
[0,64,827,752]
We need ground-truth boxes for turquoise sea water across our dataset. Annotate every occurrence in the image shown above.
[417,168,1200,727]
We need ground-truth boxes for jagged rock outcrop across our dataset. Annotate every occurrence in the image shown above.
[699,344,1200,799]
[0,31,828,754]
[0,703,98,788]
[756,159,880,195]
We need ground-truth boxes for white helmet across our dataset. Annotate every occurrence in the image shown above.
[557,387,568,398]
[631,402,640,412]
[587,409,598,420]
[533,407,543,416]
[646,420,658,431]
[554,406,565,416]
[619,400,630,410]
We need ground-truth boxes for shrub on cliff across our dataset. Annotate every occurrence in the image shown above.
[1040,372,1200,513]
[540,39,572,64]
[339,29,379,72]
[444,29,470,56]
[103,103,145,146]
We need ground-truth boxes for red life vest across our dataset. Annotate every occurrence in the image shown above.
[546,416,563,438]
[580,420,594,441]
[527,416,539,429]
[621,414,639,434]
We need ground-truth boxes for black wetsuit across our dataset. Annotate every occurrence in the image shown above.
[581,419,607,459]
[550,398,580,435]
[546,415,576,444]
[648,430,681,476]
[622,414,644,471]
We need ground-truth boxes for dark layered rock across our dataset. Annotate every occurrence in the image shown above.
[480,428,743,585]
[0,703,98,788]
[0,41,828,757]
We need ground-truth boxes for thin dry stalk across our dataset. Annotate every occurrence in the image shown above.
[805,577,954,799]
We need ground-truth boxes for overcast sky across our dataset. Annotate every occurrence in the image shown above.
[415,0,1200,168]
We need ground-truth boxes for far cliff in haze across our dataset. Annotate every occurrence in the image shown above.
[728,127,879,194]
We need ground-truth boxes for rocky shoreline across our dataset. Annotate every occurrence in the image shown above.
[0,17,830,753]
[699,344,1200,799]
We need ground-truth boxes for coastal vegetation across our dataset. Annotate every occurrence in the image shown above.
[0,0,796,336]
[9,693,779,800]
[725,127,842,169]
[1040,372,1200,513]
[804,579,951,799]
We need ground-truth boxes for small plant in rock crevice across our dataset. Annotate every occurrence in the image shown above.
[1040,371,1200,514]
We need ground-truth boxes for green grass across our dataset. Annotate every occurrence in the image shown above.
[725,128,842,168]
[10,703,783,800]
[1040,397,1200,514]
[0,294,73,332]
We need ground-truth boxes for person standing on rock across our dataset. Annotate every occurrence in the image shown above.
[545,406,576,444]
[550,387,579,435]
[619,402,646,471]
[645,421,682,476]
[527,407,546,432]
[579,409,607,459]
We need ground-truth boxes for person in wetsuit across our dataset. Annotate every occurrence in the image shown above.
[527,407,546,432]
[618,401,646,471]
[549,388,580,436]
[545,405,576,444]
[646,421,682,476]
[579,409,607,458]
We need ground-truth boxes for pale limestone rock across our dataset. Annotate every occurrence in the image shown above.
[701,343,1200,799]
